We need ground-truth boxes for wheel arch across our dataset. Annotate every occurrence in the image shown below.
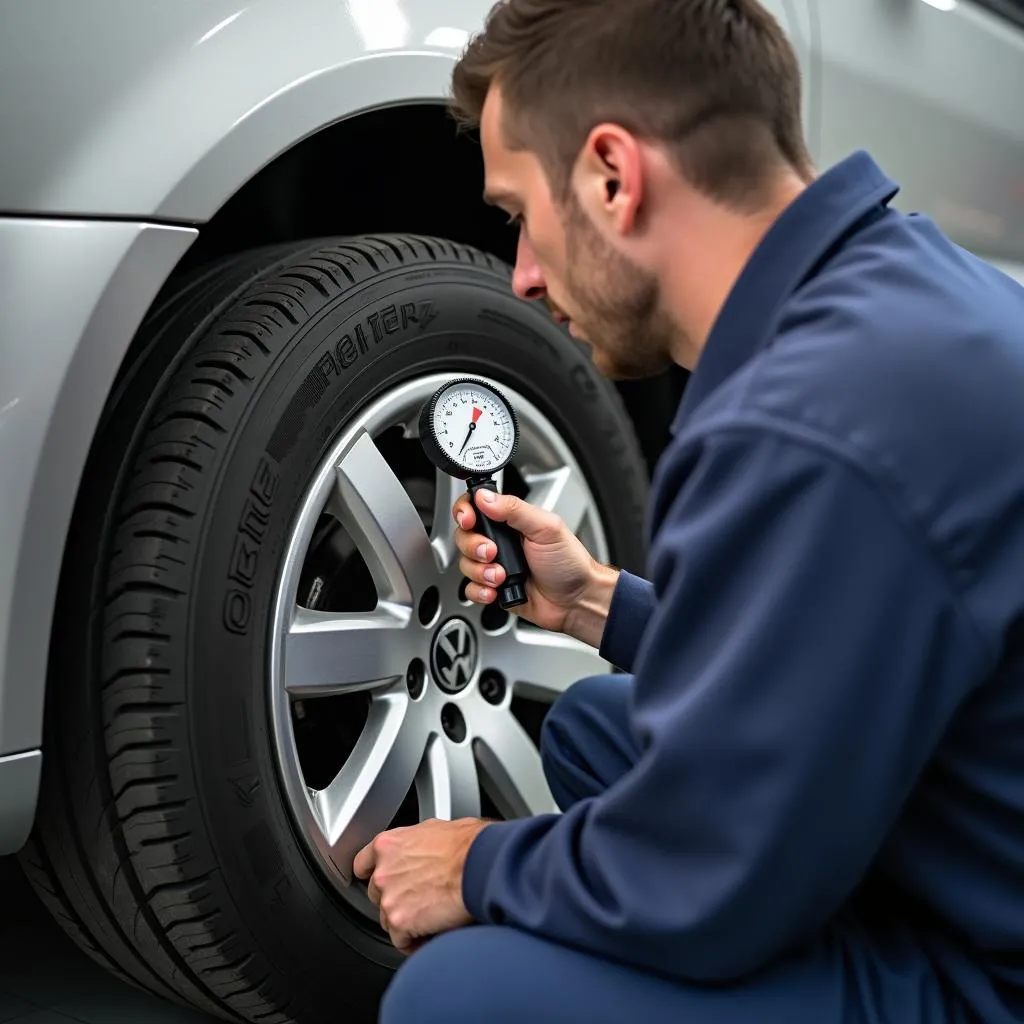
[0,0,489,221]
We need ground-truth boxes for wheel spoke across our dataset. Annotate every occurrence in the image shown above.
[313,692,424,882]
[430,466,504,572]
[331,430,437,605]
[284,605,411,697]
[474,710,557,817]
[524,466,589,535]
[416,733,482,820]
[493,627,609,703]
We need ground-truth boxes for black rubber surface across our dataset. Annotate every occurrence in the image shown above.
[21,235,649,1024]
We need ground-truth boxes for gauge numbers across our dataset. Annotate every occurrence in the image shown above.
[430,381,517,475]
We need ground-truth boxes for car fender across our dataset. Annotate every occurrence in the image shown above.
[0,0,491,220]
[0,219,198,852]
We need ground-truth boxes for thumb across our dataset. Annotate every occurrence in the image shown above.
[475,491,561,542]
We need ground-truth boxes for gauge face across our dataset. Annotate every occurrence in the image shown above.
[427,380,518,476]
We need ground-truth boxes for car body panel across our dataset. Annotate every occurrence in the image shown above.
[0,0,490,221]
[0,0,803,224]
[0,221,197,769]
[0,0,1021,854]
[812,0,1024,267]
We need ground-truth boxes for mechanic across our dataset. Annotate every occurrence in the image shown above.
[353,1,1024,1021]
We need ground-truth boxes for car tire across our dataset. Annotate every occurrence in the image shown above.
[20,234,649,1024]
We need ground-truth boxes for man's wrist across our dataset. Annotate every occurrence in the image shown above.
[564,563,620,648]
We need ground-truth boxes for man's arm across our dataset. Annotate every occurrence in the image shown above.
[462,423,992,983]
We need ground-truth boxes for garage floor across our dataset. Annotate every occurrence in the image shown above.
[0,856,217,1024]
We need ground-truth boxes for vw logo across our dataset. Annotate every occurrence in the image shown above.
[430,618,479,694]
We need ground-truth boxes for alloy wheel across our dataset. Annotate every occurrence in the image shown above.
[269,373,612,916]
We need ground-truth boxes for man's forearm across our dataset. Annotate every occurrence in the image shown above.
[563,562,621,649]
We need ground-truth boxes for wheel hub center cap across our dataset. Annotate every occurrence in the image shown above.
[430,617,479,694]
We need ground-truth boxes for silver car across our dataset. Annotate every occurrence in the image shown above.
[1,1,1021,1021]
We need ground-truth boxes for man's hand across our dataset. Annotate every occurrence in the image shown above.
[454,489,620,648]
[353,818,490,954]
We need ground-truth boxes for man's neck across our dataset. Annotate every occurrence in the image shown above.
[662,173,810,370]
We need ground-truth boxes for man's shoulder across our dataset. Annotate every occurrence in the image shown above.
[669,217,1024,604]
[695,212,1024,476]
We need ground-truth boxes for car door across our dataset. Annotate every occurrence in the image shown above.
[808,0,1024,281]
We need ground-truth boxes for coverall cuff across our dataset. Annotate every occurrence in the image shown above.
[461,818,532,922]
[599,570,656,672]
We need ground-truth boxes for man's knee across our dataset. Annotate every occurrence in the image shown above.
[541,675,607,761]
[378,930,497,1024]
[540,675,606,794]
[540,674,638,808]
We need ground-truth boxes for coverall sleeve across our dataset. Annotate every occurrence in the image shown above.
[599,570,656,672]
[461,424,991,982]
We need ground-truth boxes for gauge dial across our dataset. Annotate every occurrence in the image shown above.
[420,379,519,478]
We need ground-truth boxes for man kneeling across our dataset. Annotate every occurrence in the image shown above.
[354,2,1024,1021]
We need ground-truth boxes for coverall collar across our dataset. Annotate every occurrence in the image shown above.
[674,150,900,430]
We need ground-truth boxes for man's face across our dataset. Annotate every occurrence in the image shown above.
[479,88,677,380]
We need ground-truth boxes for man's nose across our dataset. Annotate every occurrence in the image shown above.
[511,235,547,302]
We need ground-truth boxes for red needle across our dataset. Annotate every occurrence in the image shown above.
[472,407,483,423]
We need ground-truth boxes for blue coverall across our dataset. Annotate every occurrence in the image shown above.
[381,151,1024,1023]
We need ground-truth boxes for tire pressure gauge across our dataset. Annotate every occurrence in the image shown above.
[419,379,529,609]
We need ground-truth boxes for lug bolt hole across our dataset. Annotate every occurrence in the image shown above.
[440,703,467,744]
[458,578,471,604]
[407,658,426,699]
[481,602,510,633]
[418,586,441,627]
[478,670,507,706]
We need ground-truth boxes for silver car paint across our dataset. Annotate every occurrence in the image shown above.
[0,0,498,221]
[0,219,197,851]
[812,0,1024,268]
[0,0,1022,853]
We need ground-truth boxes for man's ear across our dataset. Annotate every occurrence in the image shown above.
[572,124,644,235]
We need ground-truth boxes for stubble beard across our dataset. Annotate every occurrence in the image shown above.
[561,194,681,381]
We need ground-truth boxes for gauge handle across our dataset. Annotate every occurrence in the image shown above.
[466,476,529,609]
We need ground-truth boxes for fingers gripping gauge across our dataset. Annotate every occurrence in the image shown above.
[419,379,530,609]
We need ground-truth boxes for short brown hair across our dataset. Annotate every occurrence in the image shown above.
[451,0,813,210]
